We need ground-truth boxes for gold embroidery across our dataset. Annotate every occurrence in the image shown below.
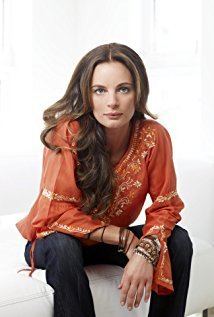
[159,276,173,285]
[145,225,166,239]
[130,161,141,173]
[141,150,148,158]
[102,121,157,220]
[156,190,178,203]
[145,225,173,285]
[158,240,173,285]
[142,126,156,149]
[37,230,55,238]
[133,180,142,188]
[115,121,141,175]
[48,221,91,234]
[42,188,79,203]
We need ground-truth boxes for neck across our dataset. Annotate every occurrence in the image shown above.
[105,123,132,156]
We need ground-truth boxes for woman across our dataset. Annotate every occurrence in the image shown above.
[16,43,193,317]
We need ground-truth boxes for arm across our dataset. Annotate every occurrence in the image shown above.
[28,120,108,239]
[142,123,184,294]
[118,122,184,309]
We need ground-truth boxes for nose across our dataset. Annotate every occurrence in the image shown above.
[107,91,119,109]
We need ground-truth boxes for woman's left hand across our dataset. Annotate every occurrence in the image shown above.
[118,253,153,310]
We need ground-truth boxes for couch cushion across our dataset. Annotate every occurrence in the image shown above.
[85,264,150,316]
[185,237,214,316]
[0,213,54,317]
[0,271,53,317]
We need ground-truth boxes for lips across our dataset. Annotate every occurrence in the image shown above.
[104,113,122,116]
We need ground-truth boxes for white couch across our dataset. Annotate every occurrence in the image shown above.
[0,158,214,316]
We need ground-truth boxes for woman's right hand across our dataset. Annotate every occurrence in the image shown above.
[125,233,140,260]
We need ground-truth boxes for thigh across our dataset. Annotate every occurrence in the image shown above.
[167,224,193,258]
[24,232,85,270]
[24,238,46,269]
[82,224,144,268]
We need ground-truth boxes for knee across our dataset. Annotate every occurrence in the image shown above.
[45,232,84,268]
[168,225,193,263]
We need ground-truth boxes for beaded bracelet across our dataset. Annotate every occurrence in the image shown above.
[142,235,161,252]
[133,249,154,265]
[133,235,161,266]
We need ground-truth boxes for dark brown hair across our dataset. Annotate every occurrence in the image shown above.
[40,43,157,219]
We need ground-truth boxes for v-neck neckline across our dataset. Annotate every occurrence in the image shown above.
[113,119,140,172]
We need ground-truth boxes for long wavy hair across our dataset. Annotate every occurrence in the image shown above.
[40,42,157,219]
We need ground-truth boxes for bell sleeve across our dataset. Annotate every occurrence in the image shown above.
[17,120,107,241]
[142,122,185,295]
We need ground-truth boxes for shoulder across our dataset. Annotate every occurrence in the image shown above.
[139,118,169,133]
[49,119,80,150]
[56,118,79,138]
[139,119,171,139]
[136,118,172,150]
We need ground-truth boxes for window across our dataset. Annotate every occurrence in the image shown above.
[146,0,202,158]
[0,0,33,156]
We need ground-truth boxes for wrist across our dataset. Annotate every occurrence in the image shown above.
[133,235,161,266]
[90,225,120,245]
[117,228,138,255]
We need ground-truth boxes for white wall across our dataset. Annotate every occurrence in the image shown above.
[202,0,214,159]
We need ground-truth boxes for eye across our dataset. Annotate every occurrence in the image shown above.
[119,87,130,93]
[94,88,105,94]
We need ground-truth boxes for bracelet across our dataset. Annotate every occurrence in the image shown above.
[134,235,161,266]
[118,228,126,252]
[132,248,154,265]
[125,229,130,250]
[100,226,106,243]
[118,228,130,253]
[139,235,161,253]
[124,233,134,254]
[135,246,155,263]
[87,227,107,242]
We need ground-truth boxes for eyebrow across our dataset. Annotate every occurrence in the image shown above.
[91,82,133,88]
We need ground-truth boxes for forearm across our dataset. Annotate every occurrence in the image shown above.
[88,225,120,245]
[88,225,140,261]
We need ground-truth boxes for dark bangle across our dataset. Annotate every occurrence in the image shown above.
[118,227,126,252]
[118,228,131,253]
[124,229,130,252]
[124,233,134,254]
[118,227,125,251]
[101,226,106,243]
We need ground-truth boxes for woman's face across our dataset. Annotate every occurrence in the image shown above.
[90,61,135,130]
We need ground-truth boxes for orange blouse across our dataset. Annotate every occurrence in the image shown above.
[16,118,184,296]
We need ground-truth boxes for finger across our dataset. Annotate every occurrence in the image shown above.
[144,280,152,303]
[134,283,144,308]
[118,271,126,289]
[126,282,139,310]
[120,280,131,306]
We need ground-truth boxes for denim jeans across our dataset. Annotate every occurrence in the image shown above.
[24,224,193,317]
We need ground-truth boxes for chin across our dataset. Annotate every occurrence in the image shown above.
[100,119,129,130]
